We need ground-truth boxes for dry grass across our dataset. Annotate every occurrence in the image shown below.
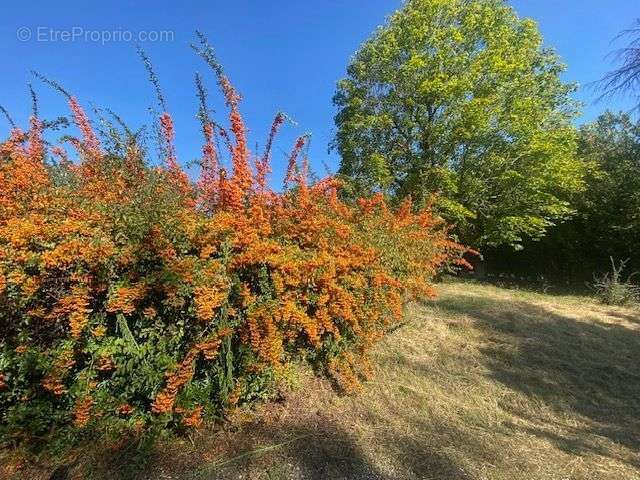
[5,280,640,479]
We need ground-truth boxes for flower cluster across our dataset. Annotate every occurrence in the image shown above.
[0,42,468,453]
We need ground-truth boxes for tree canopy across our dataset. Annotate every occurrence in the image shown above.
[333,0,585,249]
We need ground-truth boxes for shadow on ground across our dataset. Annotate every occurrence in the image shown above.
[434,293,640,466]
[180,420,473,480]
[71,389,476,480]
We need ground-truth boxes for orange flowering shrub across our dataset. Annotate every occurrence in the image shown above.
[0,37,468,452]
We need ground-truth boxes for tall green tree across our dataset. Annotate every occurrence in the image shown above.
[333,0,584,249]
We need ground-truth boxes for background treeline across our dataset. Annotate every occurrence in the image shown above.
[487,112,640,284]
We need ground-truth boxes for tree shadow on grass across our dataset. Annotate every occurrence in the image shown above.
[47,425,386,480]
[173,417,475,480]
[60,388,478,480]
[190,423,387,480]
[433,293,640,466]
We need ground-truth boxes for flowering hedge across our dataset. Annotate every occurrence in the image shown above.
[0,39,467,452]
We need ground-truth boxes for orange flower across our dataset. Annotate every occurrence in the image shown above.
[27,116,44,163]
[181,406,203,428]
[106,284,147,315]
[159,112,192,202]
[256,112,285,192]
[51,285,92,338]
[193,286,227,322]
[197,122,219,210]
[118,403,134,416]
[152,329,232,414]
[151,348,199,414]
[227,384,243,407]
[91,325,107,338]
[68,96,103,163]
[96,356,115,371]
[72,395,94,427]
[42,374,66,396]
[284,135,307,189]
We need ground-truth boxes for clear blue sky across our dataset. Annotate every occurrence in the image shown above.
[0,1,636,182]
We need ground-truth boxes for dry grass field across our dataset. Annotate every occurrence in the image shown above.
[5,280,640,480]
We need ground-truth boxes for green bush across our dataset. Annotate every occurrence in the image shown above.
[592,257,640,305]
[0,38,468,457]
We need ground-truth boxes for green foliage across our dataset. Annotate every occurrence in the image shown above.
[333,0,585,249]
[592,257,640,306]
[485,112,640,283]
[578,112,640,247]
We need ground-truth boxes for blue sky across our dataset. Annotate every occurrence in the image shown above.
[0,1,636,181]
